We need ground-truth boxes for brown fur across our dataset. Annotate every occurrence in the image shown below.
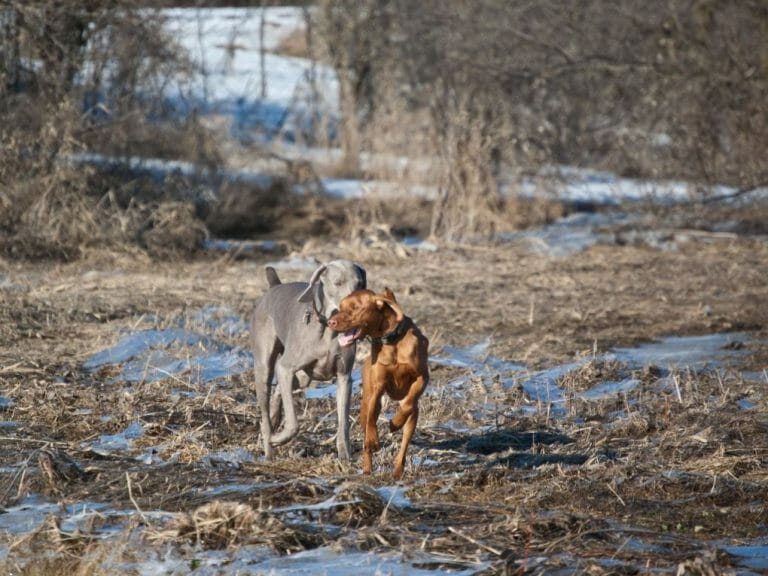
[328,289,429,479]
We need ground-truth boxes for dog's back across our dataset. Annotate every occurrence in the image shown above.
[256,266,311,341]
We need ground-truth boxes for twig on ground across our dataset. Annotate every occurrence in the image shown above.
[126,472,148,524]
[448,526,502,556]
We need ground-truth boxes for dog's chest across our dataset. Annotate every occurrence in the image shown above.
[310,353,336,380]
[308,344,352,380]
[384,364,419,400]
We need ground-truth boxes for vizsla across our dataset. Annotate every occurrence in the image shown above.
[327,288,429,479]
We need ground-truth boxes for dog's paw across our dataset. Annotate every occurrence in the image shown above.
[364,436,380,452]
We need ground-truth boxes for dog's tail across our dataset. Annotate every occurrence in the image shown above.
[265,266,281,287]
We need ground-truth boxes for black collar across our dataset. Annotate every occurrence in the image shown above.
[304,301,329,326]
[369,317,410,345]
[314,308,329,327]
[313,292,329,326]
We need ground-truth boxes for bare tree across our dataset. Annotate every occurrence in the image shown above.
[316,0,768,239]
[0,1,199,259]
[317,0,392,176]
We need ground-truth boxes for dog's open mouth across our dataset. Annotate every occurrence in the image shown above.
[338,328,362,347]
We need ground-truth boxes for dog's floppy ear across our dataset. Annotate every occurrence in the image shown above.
[375,295,404,322]
[355,264,367,289]
[382,287,396,302]
[298,264,327,303]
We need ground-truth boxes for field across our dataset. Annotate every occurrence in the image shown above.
[1,200,767,575]
[2,4,768,574]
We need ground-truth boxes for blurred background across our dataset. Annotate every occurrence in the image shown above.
[1,0,766,260]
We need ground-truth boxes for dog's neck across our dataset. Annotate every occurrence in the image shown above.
[369,315,410,346]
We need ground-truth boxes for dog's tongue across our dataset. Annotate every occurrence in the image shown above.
[338,329,360,347]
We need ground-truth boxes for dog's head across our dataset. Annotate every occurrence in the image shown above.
[327,288,404,347]
[297,260,367,318]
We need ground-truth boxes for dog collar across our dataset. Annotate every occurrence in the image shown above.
[304,304,329,326]
[369,317,410,345]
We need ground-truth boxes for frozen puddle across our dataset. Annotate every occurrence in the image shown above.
[84,306,253,385]
[118,545,485,576]
[578,377,641,401]
[84,328,210,369]
[120,348,251,384]
[271,484,412,518]
[0,495,171,537]
[432,338,524,373]
[498,212,632,257]
[0,492,475,576]
[202,238,281,255]
[375,485,413,509]
[530,331,752,409]
[610,332,751,370]
[514,361,576,407]
[246,547,484,576]
[430,332,756,420]
[495,210,701,257]
[721,544,768,572]
[84,305,755,424]
[86,421,145,455]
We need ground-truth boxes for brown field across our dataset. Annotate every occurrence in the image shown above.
[1,202,767,574]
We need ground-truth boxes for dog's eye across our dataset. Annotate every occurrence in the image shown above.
[334,280,343,287]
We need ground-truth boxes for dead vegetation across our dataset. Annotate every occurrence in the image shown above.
[1,3,767,573]
[4,2,767,258]
[1,231,767,573]
[158,500,324,552]
[312,0,768,242]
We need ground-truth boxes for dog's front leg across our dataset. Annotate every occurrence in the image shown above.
[394,406,418,480]
[390,375,427,432]
[362,388,383,475]
[335,370,352,461]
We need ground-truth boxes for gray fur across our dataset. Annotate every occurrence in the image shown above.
[252,260,367,460]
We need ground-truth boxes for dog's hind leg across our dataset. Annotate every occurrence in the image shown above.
[270,371,310,429]
[269,385,283,429]
[253,314,281,459]
[269,361,300,446]
[335,371,352,461]
[254,351,276,459]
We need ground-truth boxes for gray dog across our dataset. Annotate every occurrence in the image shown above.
[252,260,367,460]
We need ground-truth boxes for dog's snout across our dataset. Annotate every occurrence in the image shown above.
[327,316,338,329]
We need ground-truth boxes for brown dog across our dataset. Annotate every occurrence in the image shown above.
[327,288,429,479]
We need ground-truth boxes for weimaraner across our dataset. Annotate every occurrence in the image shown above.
[252,260,367,460]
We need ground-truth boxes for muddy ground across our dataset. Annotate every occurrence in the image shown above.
[1,202,767,575]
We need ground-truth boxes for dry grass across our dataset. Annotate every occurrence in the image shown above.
[139,201,209,257]
[557,358,626,392]
[0,163,213,261]
[153,500,323,553]
[1,226,767,573]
